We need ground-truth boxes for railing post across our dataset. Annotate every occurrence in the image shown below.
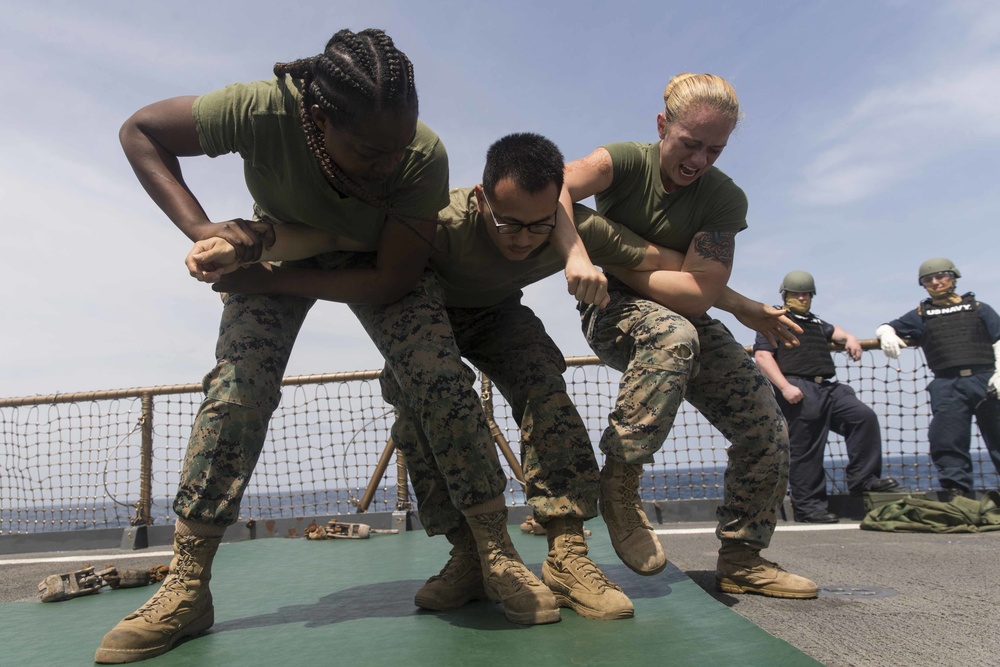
[480,373,526,487]
[136,393,154,527]
[121,393,154,549]
[395,445,411,511]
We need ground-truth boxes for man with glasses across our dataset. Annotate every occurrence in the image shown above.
[877,258,1000,498]
[754,271,899,524]
[394,133,801,620]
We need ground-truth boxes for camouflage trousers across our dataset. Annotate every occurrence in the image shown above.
[580,288,789,550]
[174,252,504,526]
[382,293,600,536]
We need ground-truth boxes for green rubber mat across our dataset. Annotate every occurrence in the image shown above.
[3,522,821,666]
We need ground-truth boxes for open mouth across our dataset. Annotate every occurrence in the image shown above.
[678,164,698,179]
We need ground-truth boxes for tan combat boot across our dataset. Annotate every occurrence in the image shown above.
[94,533,221,663]
[715,544,818,599]
[599,459,666,575]
[542,517,634,620]
[465,500,560,625]
[414,522,487,611]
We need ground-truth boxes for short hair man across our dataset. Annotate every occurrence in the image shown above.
[876,258,1000,498]
[754,271,899,522]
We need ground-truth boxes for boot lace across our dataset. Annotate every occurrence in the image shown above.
[723,550,788,580]
[488,553,536,590]
[559,533,621,592]
[426,553,479,584]
[481,519,536,590]
[130,537,201,620]
[608,464,648,532]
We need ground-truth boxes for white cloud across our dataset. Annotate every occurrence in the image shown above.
[795,8,1000,206]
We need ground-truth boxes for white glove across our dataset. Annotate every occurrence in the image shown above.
[876,324,905,359]
[991,341,1000,396]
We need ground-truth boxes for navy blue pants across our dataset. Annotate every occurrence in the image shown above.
[927,372,1000,491]
[775,378,882,517]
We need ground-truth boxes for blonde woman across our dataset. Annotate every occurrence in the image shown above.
[557,73,817,599]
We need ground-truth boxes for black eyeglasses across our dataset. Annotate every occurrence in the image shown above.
[920,271,955,286]
[481,189,557,235]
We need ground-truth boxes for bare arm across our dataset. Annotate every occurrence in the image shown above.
[612,242,800,347]
[120,96,274,257]
[553,148,617,307]
[754,349,803,404]
[607,230,734,319]
[186,224,359,282]
[212,218,436,305]
[831,325,862,361]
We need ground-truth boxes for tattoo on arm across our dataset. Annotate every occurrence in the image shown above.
[692,231,735,269]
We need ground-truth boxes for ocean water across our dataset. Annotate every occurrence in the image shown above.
[3,453,997,534]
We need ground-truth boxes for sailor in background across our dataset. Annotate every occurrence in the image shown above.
[877,258,1000,499]
[755,271,899,523]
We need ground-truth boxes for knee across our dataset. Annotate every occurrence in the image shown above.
[634,318,699,370]
[386,354,478,405]
[202,366,282,413]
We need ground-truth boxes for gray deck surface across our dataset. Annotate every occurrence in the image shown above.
[2,518,998,666]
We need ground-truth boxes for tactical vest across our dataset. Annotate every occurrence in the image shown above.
[774,311,836,378]
[919,292,994,373]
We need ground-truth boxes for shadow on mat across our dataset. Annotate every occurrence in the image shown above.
[211,562,687,634]
[596,561,686,599]
[211,579,426,633]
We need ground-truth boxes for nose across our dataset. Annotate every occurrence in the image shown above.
[511,228,533,244]
[689,147,709,168]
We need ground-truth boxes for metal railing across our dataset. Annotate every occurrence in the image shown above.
[1,344,996,535]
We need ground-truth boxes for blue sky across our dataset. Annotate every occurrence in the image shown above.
[1,0,998,398]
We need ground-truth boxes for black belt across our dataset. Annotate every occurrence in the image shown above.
[935,365,994,378]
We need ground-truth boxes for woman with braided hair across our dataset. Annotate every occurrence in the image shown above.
[97,29,556,664]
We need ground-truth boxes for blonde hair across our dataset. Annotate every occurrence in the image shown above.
[662,73,740,125]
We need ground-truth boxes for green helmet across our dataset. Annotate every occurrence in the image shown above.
[917,258,960,285]
[779,270,816,295]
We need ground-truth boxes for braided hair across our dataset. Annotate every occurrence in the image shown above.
[273,28,418,212]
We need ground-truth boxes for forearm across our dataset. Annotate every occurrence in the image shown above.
[713,287,755,315]
[259,265,418,305]
[628,249,748,315]
[120,104,212,240]
[553,188,593,264]
[259,225,344,262]
[607,267,723,318]
[831,326,851,345]
[754,352,791,391]
[224,219,435,305]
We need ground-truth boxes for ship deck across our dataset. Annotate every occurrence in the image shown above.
[3,515,999,666]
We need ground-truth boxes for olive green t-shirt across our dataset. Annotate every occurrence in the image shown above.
[432,187,647,308]
[596,142,748,252]
[193,76,449,246]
